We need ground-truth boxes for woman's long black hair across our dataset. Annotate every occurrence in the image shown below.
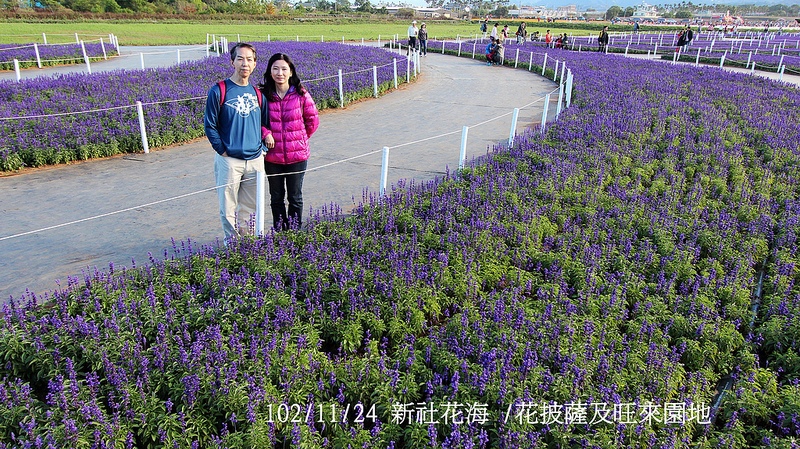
[259,53,307,97]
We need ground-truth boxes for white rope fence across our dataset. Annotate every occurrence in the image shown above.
[1,35,577,241]
[0,72,569,241]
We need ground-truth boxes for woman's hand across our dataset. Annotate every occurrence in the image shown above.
[264,134,275,149]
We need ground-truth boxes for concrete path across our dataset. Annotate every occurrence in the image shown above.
[0,47,558,302]
[0,45,209,81]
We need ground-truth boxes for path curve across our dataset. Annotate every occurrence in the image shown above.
[0,47,557,302]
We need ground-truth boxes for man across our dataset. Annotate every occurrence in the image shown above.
[685,25,694,45]
[204,42,269,242]
[407,20,419,54]
[485,36,496,65]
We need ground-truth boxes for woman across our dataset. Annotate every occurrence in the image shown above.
[515,22,527,44]
[675,29,686,52]
[418,23,428,56]
[260,53,319,230]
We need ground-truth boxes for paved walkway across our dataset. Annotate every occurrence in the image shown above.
[0,47,558,302]
[0,45,209,81]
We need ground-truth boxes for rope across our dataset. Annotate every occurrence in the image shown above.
[0,58,408,121]
[0,84,564,242]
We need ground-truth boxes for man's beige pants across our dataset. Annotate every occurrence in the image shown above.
[214,153,265,242]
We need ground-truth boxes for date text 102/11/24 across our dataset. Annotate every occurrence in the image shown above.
[263,403,378,424]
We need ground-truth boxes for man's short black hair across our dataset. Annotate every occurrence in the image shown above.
[229,42,257,62]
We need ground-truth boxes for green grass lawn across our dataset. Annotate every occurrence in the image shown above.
[0,20,597,46]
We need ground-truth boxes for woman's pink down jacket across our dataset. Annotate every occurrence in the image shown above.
[261,86,320,165]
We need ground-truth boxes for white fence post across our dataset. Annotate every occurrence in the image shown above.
[140,52,145,69]
[458,126,469,171]
[379,147,390,196]
[541,53,548,76]
[81,41,91,74]
[100,39,107,60]
[565,70,573,108]
[406,56,411,83]
[528,51,533,71]
[13,59,20,82]
[373,66,378,98]
[75,32,79,44]
[541,94,551,134]
[256,171,265,236]
[514,48,519,68]
[508,108,519,147]
[458,41,462,56]
[556,76,565,119]
[42,33,47,44]
[393,58,398,89]
[136,101,149,154]
[338,69,344,108]
[553,60,559,81]
[696,48,701,66]
[33,43,42,68]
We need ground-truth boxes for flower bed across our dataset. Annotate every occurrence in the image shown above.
[0,42,409,172]
[0,42,118,70]
[1,45,800,448]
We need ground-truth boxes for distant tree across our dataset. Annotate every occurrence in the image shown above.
[334,0,349,12]
[115,0,154,12]
[605,5,623,20]
[375,5,387,13]
[425,0,445,7]
[674,9,692,18]
[395,6,415,17]
[623,6,634,17]
[314,0,332,11]
[491,5,507,16]
[354,0,371,12]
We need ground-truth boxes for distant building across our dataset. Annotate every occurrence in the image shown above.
[631,2,659,21]
[377,5,451,17]
[556,5,578,18]
[509,6,546,18]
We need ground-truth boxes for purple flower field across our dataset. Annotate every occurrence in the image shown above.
[0,42,118,70]
[550,32,800,73]
[0,42,408,171]
[1,44,800,448]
